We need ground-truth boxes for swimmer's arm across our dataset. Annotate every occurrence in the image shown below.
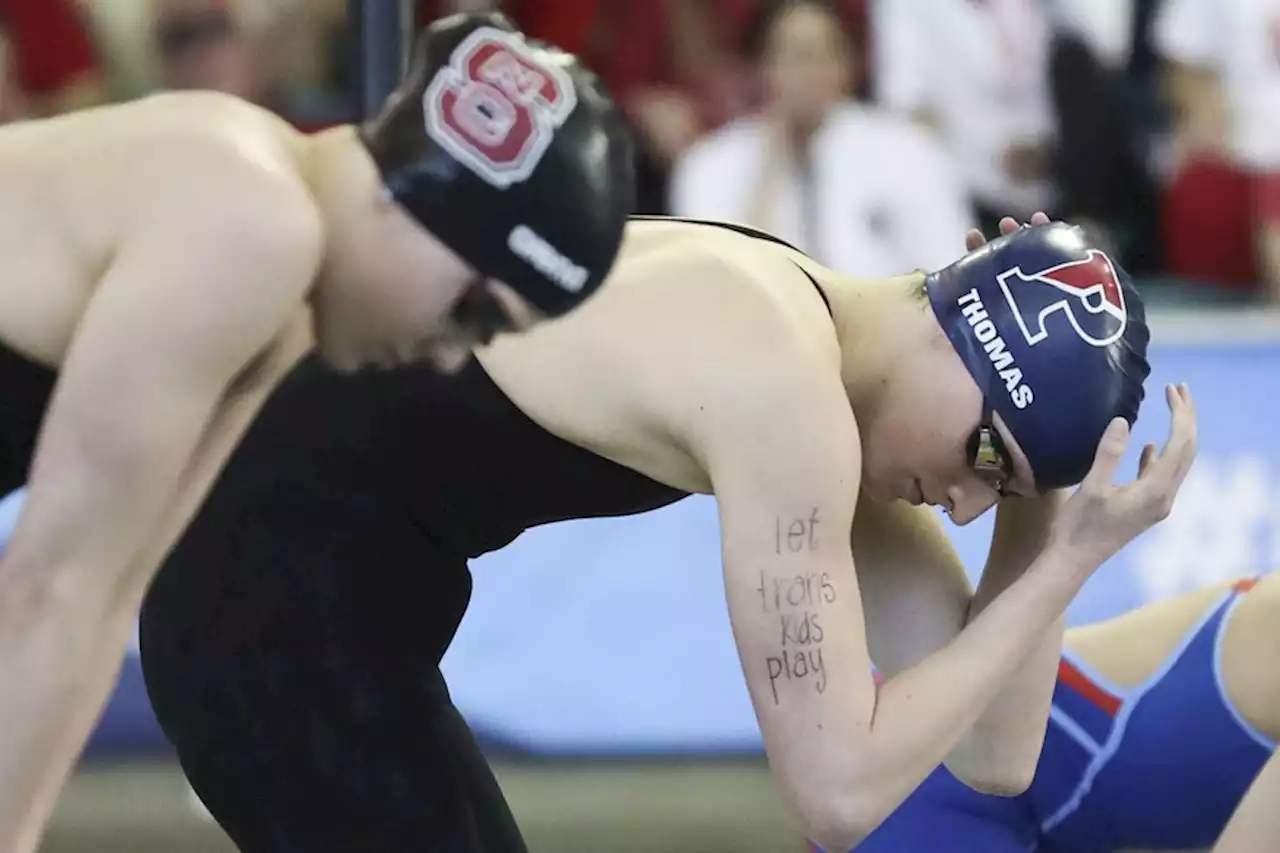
[1208,748,1280,853]
[852,494,1065,795]
[4,203,321,594]
[118,312,312,599]
[947,494,1066,793]
[0,196,321,852]
[698,364,1092,850]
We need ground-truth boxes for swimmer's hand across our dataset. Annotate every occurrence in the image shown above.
[1048,384,1198,573]
[964,211,1052,253]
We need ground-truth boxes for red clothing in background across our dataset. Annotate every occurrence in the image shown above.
[592,0,869,130]
[506,0,599,54]
[0,0,99,95]
[1162,158,1260,291]
[416,1,600,54]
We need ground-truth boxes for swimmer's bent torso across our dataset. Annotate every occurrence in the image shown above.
[0,12,634,850]
[143,215,1197,852]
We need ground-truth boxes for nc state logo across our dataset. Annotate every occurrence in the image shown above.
[996,250,1127,348]
[424,27,577,188]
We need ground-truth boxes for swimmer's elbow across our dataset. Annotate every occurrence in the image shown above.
[955,770,1034,798]
[797,790,887,852]
[799,756,998,849]
[943,730,1041,797]
[943,756,1035,798]
[968,776,1034,798]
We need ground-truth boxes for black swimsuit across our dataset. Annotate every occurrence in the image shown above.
[0,342,56,497]
[139,217,832,852]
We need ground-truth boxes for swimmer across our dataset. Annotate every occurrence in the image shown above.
[834,569,1280,853]
[0,11,632,851]
[139,214,1195,852]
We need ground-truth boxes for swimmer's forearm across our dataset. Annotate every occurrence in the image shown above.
[0,439,211,847]
[0,328,307,852]
[1210,748,1280,853]
[119,319,310,599]
[0,578,139,853]
[854,548,1087,827]
[944,493,1065,793]
[0,429,208,848]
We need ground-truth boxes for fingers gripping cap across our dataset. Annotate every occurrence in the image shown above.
[359,12,635,316]
[926,223,1151,490]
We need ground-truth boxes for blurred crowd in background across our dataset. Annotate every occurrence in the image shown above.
[7,0,1280,304]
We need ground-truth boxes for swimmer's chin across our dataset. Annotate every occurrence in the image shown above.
[317,350,363,375]
[316,347,391,375]
[318,346,472,376]
[426,348,474,374]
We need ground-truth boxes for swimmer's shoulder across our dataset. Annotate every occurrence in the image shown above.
[0,93,320,364]
[487,217,836,393]
[0,91,306,156]
[477,219,847,492]
[0,90,316,216]
[127,91,313,181]
[619,217,837,345]
[112,93,322,241]
[86,94,325,287]
[127,90,308,144]
[615,220,853,482]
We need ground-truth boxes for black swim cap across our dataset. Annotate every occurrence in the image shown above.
[359,12,635,316]
[927,223,1151,490]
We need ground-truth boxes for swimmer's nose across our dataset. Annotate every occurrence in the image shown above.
[945,483,997,526]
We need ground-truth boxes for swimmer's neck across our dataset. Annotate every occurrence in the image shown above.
[821,270,936,417]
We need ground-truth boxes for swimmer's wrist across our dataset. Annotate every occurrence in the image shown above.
[989,490,1066,554]
[994,489,1065,520]
[1035,540,1096,587]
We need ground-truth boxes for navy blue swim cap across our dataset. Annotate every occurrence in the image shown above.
[926,223,1151,490]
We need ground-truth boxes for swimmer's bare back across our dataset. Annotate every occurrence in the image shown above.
[478,218,843,495]
[0,92,322,851]
[475,217,1196,849]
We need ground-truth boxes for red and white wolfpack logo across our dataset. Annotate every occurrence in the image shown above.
[996,250,1127,348]
[424,27,577,189]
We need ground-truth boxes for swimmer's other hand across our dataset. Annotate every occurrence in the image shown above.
[964,211,1052,253]
[1047,383,1198,576]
